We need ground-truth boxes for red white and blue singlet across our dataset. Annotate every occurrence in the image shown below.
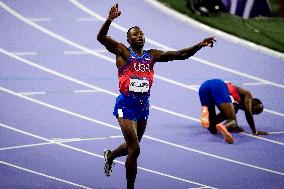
[118,47,154,96]
[113,48,154,121]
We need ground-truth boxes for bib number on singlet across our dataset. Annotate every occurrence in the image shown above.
[129,78,149,93]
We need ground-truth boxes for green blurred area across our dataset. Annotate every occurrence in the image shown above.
[157,0,284,53]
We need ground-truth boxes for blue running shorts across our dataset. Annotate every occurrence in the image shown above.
[113,93,150,122]
[199,79,232,107]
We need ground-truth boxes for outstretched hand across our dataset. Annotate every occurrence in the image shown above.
[254,130,269,135]
[200,36,216,48]
[108,3,121,21]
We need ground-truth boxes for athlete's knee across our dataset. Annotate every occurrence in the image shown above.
[128,145,140,158]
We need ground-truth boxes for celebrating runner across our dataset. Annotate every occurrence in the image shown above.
[97,4,216,189]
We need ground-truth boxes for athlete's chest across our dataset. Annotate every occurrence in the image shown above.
[129,59,151,73]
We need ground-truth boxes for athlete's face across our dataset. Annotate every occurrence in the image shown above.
[127,27,145,48]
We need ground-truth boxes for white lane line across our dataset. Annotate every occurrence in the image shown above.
[28,17,51,22]
[241,132,284,145]
[189,187,210,189]
[1,48,283,145]
[69,0,284,86]
[155,75,199,91]
[0,123,216,189]
[51,135,123,142]
[11,51,38,56]
[2,0,283,118]
[145,0,284,59]
[269,131,284,135]
[0,135,123,151]
[18,90,101,95]
[263,109,284,117]
[0,142,52,151]
[1,86,283,177]
[19,91,46,96]
[64,49,108,55]
[243,82,268,86]
[0,161,92,189]
[74,89,100,93]
[76,17,99,22]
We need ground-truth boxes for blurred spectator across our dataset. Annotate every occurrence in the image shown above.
[187,0,274,19]
[220,0,272,19]
[186,0,226,16]
[279,0,283,17]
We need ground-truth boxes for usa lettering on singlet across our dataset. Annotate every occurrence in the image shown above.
[118,48,154,96]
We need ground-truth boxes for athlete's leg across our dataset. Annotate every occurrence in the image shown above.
[137,119,147,142]
[116,117,140,189]
[199,81,212,128]
[216,112,225,124]
[216,103,236,143]
[107,119,147,161]
[207,105,218,134]
[218,103,238,128]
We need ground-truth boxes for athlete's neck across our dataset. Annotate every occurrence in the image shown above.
[130,46,144,56]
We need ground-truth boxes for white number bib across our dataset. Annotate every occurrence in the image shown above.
[129,78,149,93]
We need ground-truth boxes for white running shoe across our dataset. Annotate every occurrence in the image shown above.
[104,149,115,176]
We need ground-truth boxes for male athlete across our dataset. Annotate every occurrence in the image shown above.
[97,4,216,189]
[199,79,268,144]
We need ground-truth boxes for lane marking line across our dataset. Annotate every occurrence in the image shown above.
[76,17,99,22]
[74,89,100,93]
[241,132,284,145]
[242,82,269,86]
[269,131,284,135]
[64,49,107,55]
[28,17,51,22]
[19,91,46,96]
[11,51,38,56]
[0,135,123,151]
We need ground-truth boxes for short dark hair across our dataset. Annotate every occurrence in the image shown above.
[127,26,139,37]
[252,98,264,114]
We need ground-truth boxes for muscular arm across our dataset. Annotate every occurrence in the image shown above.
[97,19,121,54]
[237,87,257,134]
[149,37,216,63]
[97,4,123,55]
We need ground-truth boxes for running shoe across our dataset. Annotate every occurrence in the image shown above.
[104,149,115,176]
[216,124,234,144]
[201,106,209,128]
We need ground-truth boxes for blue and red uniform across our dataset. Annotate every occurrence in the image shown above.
[199,79,241,107]
[113,47,154,121]
[225,81,241,104]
